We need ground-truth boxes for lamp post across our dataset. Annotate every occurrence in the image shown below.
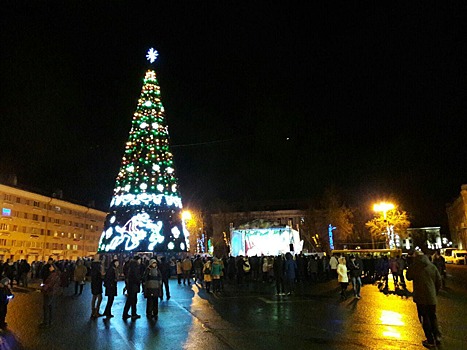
[373,202,395,249]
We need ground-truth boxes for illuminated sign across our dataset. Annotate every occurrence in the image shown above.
[328,224,336,250]
[2,208,11,217]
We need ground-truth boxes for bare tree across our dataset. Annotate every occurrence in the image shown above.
[302,188,354,253]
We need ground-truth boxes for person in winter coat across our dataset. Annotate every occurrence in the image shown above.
[273,255,285,295]
[40,264,61,327]
[40,258,54,283]
[396,255,407,287]
[211,257,223,293]
[337,257,349,300]
[284,253,297,296]
[261,257,269,282]
[307,256,318,282]
[73,259,87,296]
[389,257,400,285]
[122,256,142,320]
[329,255,339,279]
[103,259,119,318]
[227,256,236,282]
[193,256,204,283]
[176,259,183,285]
[182,256,193,285]
[143,259,162,319]
[431,251,446,288]
[3,259,16,286]
[203,259,213,293]
[19,260,30,287]
[348,255,363,299]
[406,251,442,348]
[0,278,13,329]
[90,254,105,319]
[377,256,390,287]
[158,256,171,300]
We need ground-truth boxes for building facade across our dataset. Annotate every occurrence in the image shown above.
[446,184,467,249]
[0,184,107,262]
[402,227,442,251]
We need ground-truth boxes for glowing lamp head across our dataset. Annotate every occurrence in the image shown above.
[182,211,192,221]
[373,202,395,213]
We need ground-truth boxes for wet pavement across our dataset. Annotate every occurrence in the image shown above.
[1,266,466,350]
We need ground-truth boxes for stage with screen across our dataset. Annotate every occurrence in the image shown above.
[230,226,303,257]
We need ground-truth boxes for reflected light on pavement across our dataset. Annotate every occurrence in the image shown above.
[380,310,404,339]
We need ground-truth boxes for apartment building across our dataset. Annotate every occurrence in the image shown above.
[446,184,467,249]
[0,184,107,262]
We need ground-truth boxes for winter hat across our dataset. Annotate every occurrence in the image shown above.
[0,277,10,285]
[149,259,157,266]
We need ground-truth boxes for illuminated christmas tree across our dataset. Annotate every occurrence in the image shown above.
[98,48,189,253]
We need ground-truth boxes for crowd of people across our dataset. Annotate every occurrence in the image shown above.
[0,248,448,347]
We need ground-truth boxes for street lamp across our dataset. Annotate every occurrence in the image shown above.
[182,210,192,221]
[373,202,394,219]
[373,202,395,249]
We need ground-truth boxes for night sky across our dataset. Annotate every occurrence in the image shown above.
[1,3,467,232]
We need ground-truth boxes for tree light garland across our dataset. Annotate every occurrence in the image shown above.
[98,50,189,253]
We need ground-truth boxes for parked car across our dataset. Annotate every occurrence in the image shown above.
[442,249,467,265]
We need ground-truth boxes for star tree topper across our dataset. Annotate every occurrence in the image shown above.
[146,48,159,63]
